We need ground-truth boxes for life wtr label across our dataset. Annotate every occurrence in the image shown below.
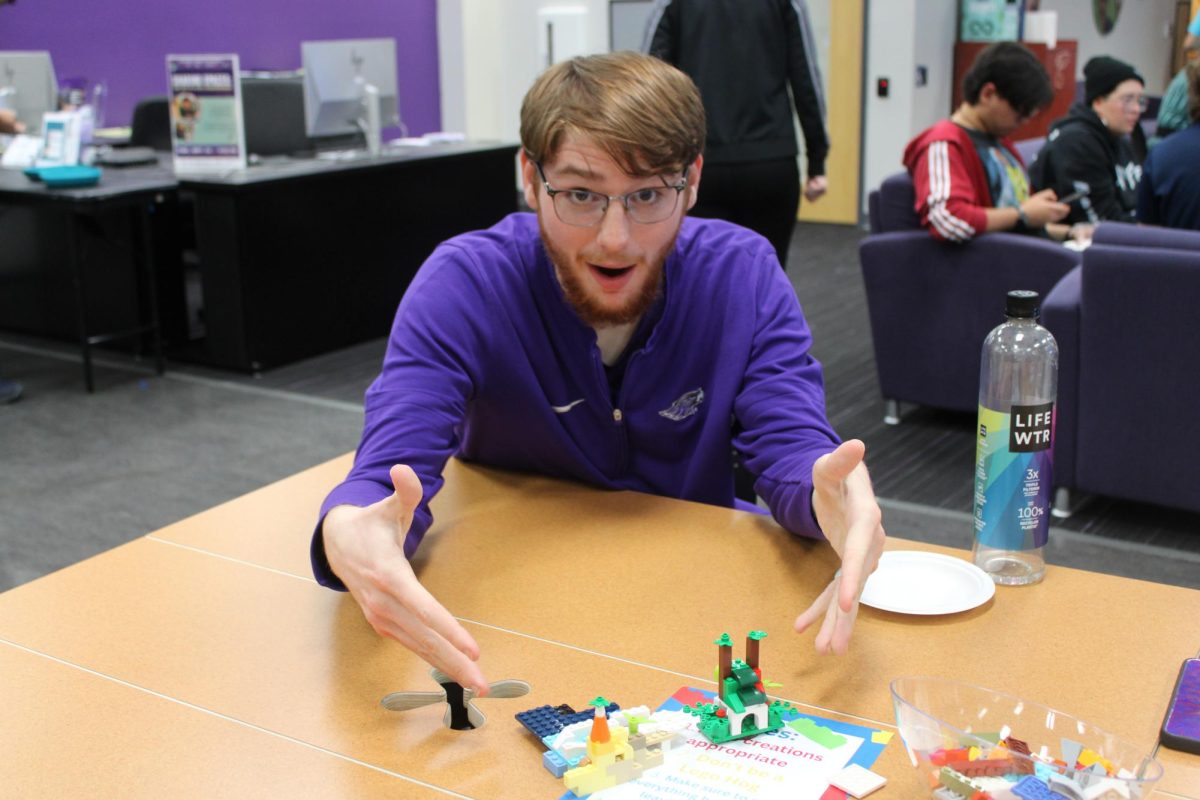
[973,403,1054,550]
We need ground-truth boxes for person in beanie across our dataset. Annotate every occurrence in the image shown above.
[1028,56,1146,225]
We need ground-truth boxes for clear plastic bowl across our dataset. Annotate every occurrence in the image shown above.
[890,676,1162,798]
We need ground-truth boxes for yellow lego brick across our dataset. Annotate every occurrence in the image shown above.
[1076,748,1114,772]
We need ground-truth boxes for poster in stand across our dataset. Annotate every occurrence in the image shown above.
[165,54,247,174]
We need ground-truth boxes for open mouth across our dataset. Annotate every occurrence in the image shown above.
[592,265,633,279]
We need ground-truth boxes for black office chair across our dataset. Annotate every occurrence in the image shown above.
[129,96,172,151]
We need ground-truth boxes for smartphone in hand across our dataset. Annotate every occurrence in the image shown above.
[1057,186,1090,205]
[1161,658,1200,754]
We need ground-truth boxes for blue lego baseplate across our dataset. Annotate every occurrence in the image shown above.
[515,701,621,739]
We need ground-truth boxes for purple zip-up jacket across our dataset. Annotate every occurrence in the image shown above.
[311,213,840,589]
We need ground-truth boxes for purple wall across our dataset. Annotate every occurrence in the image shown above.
[0,0,441,134]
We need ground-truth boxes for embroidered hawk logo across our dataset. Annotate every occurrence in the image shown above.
[659,388,705,422]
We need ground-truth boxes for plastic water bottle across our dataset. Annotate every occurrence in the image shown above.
[972,290,1057,585]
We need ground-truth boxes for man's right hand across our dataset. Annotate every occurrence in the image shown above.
[1020,189,1070,227]
[322,464,489,696]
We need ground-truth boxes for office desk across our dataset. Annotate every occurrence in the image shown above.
[2,456,1197,798]
[177,142,520,372]
[0,166,176,390]
[0,142,518,381]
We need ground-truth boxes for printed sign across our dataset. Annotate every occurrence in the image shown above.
[166,54,246,173]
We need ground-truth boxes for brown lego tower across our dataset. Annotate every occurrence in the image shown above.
[714,633,734,684]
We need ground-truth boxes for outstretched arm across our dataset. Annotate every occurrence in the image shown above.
[324,465,489,695]
[312,244,488,689]
[730,253,884,652]
[793,440,886,654]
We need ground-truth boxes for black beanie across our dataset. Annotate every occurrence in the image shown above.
[1084,56,1144,105]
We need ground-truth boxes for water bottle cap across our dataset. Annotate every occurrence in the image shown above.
[1006,289,1039,318]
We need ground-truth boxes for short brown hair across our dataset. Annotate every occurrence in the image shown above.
[520,51,705,176]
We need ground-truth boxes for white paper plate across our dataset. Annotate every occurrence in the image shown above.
[859,551,995,615]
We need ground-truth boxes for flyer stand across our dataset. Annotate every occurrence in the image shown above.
[166,54,247,174]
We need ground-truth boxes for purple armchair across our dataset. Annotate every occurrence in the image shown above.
[860,172,1081,420]
[1043,222,1200,515]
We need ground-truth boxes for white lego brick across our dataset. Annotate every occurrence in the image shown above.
[830,763,887,798]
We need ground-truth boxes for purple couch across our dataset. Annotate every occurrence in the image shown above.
[1043,222,1200,515]
[859,172,1081,420]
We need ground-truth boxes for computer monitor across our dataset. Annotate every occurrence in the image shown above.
[241,72,311,157]
[301,38,399,152]
[0,51,58,132]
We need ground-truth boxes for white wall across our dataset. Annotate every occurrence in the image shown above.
[861,0,957,213]
[910,1,958,137]
[437,0,610,142]
[1039,0,1178,93]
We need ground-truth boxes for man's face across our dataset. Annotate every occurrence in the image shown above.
[977,83,1033,138]
[1092,78,1145,136]
[521,135,701,326]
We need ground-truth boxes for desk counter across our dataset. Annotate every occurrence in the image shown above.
[0,142,520,377]
[174,141,517,190]
[0,162,175,205]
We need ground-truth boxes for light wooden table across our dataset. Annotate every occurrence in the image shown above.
[1,455,1197,799]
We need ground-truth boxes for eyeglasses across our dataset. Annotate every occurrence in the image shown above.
[1114,93,1148,112]
[534,161,688,227]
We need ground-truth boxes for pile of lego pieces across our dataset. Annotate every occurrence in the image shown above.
[516,697,699,799]
[516,699,695,779]
[924,735,1144,800]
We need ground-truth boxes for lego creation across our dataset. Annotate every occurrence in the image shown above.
[516,694,695,792]
[683,631,795,744]
[516,699,621,740]
[514,630,892,796]
[560,699,684,797]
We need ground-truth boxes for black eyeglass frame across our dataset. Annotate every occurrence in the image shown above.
[533,160,690,227]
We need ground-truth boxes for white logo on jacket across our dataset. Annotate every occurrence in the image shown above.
[551,398,586,414]
[659,388,705,421]
[1115,162,1141,193]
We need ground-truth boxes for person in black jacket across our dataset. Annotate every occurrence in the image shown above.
[644,0,828,270]
[1028,56,1145,225]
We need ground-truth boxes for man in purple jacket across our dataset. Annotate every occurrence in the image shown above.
[313,52,885,696]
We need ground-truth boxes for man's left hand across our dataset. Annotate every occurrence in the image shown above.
[794,439,885,654]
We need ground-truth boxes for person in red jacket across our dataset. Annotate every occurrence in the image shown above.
[904,42,1074,243]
